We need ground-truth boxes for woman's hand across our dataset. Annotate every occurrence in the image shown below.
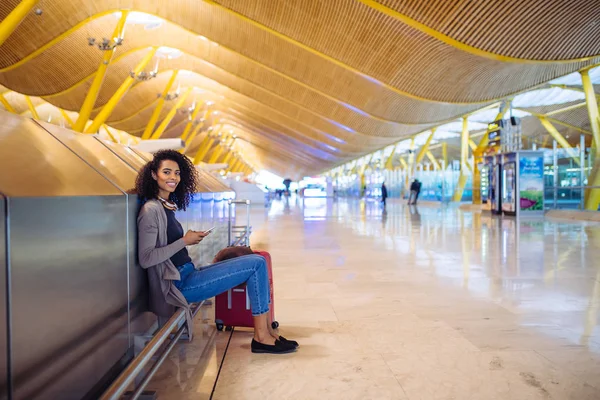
[183,230,208,246]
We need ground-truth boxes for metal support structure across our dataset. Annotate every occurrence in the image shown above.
[194,129,220,164]
[182,109,213,153]
[150,87,193,140]
[208,135,229,164]
[385,144,398,170]
[0,92,16,113]
[180,103,203,141]
[426,151,440,170]
[24,95,39,119]
[539,117,581,166]
[468,139,477,151]
[452,117,469,202]
[73,11,128,132]
[85,48,157,133]
[103,124,119,143]
[415,130,435,164]
[59,109,74,127]
[0,0,40,46]
[581,69,600,211]
[142,70,179,139]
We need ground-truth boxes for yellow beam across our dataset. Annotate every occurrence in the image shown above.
[0,93,16,113]
[539,117,581,166]
[182,123,205,154]
[86,48,157,133]
[355,0,596,64]
[180,103,203,141]
[194,133,218,164]
[399,158,408,169]
[516,108,593,135]
[384,144,398,170]
[545,102,588,117]
[208,135,229,164]
[452,118,469,202]
[24,96,39,120]
[73,11,128,132]
[550,84,600,101]
[183,106,211,148]
[469,139,477,151]
[142,70,179,139]
[416,130,435,164]
[150,87,193,140]
[426,151,440,170]
[223,150,234,165]
[0,0,40,46]
[59,109,74,127]
[102,124,118,143]
[581,70,600,211]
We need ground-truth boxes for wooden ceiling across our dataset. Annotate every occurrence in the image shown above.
[1,0,599,178]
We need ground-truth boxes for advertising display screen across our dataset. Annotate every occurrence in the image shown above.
[519,153,544,211]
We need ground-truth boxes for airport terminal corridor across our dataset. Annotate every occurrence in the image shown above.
[151,197,600,400]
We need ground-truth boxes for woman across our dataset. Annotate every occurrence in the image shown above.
[136,150,297,354]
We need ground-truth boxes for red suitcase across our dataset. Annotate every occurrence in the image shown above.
[214,250,278,331]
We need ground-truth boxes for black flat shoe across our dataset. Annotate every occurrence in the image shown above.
[251,339,297,354]
[279,336,299,348]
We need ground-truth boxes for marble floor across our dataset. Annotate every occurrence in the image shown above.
[152,197,600,400]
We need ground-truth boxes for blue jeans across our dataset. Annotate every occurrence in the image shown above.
[174,254,270,316]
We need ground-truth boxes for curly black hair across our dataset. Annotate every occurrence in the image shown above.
[135,150,199,210]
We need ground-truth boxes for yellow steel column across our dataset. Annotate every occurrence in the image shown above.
[581,69,600,210]
[194,130,220,164]
[85,47,157,133]
[102,124,118,143]
[452,117,469,202]
[182,107,212,152]
[426,151,440,170]
[0,93,16,113]
[150,87,193,140]
[416,130,435,164]
[208,135,228,164]
[142,70,179,139]
[59,109,74,127]
[24,96,39,119]
[219,138,236,163]
[180,103,202,141]
[385,144,398,170]
[73,11,128,132]
[0,0,40,46]
[539,117,581,165]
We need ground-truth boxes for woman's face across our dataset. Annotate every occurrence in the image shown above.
[152,159,181,198]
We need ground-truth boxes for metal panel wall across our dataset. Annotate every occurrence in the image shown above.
[0,195,7,400]
[9,196,129,400]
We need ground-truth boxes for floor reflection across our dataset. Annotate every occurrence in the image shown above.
[151,197,600,399]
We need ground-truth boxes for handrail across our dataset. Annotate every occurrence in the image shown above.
[229,199,250,205]
[99,302,203,400]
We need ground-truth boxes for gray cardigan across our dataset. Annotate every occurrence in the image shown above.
[137,199,193,337]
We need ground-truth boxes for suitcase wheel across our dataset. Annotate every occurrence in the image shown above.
[271,321,279,329]
[216,323,224,331]
[225,326,233,331]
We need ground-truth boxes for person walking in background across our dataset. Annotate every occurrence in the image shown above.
[381,181,388,208]
[409,179,421,205]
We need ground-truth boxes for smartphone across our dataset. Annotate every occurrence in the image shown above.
[203,226,216,234]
